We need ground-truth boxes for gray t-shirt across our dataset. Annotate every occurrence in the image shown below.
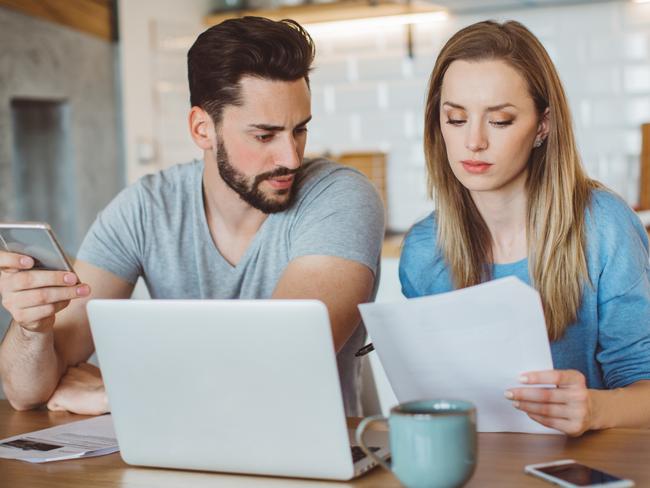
[78,158,385,416]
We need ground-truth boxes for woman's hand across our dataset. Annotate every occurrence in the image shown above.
[506,369,593,436]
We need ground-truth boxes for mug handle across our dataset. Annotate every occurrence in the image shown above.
[355,415,391,471]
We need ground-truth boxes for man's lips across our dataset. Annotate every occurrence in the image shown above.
[266,175,295,190]
[461,160,493,174]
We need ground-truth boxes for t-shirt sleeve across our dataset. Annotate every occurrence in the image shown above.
[76,182,146,284]
[398,214,438,298]
[594,194,650,389]
[288,167,385,275]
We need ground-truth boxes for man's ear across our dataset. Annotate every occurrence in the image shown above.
[536,107,550,142]
[189,106,214,150]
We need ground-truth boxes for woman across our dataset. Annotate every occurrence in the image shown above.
[399,20,650,436]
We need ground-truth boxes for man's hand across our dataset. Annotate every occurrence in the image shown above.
[506,369,593,436]
[47,363,109,416]
[0,251,90,333]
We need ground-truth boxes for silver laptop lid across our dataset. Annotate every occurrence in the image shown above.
[87,299,356,480]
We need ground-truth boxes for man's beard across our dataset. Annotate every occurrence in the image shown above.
[216,137,299,214]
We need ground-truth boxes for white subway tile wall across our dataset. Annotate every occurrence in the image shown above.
[149,1,650,231]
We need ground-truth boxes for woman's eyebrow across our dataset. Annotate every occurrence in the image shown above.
[442,101,516,111]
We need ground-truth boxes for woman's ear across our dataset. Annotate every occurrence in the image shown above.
[536,107,550,144]
[189,106,214,150]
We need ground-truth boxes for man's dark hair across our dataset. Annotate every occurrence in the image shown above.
[188,16,315,126]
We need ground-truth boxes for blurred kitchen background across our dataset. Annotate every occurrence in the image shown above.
[1,0,649,407]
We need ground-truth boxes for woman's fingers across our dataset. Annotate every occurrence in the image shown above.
[519,369,586,388]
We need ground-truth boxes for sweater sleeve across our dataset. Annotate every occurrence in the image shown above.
[592,192,650,389]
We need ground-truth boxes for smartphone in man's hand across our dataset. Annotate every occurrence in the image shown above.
[0,222,74,271]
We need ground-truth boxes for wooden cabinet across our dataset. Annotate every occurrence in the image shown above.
[333,151,387,212]
[640,124,650,210]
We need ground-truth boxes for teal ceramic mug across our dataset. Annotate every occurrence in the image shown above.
[356,399,477,488]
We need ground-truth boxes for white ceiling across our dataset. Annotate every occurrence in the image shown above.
[426,0,619,13]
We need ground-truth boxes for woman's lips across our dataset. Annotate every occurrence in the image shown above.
[461,160,493,174]
[266,175,295,190]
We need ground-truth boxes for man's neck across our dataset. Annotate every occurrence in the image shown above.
[202,154,268,265]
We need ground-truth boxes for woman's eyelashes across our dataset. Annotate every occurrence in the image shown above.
[490,119,514,127]
[444,117,515,127]
[446,118,466,126]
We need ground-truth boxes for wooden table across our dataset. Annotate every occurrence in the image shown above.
[1,400,648,487]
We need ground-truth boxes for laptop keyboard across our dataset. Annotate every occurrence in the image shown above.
[351,446,380,463]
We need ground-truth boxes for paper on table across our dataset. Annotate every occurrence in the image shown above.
[0,414,118,463]
[359,277,559,434]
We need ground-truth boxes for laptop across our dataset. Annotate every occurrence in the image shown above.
[87,299,389,480]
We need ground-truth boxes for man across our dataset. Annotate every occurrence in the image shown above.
[0,17,384,417]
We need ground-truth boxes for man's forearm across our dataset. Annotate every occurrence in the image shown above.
[0,321,64,410]
[590,380,650,430]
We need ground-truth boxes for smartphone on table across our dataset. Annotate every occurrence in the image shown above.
[0,222,74,272]
[525,459,634,487]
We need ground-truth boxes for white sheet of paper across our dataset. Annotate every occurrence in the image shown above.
[360,276,559,434]
[0,414,118,463]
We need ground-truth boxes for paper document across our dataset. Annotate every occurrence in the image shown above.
[360,277,558,434]
[0,414,118,463]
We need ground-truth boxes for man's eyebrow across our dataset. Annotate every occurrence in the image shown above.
[249,115,312,132]
[442,101,516,111]
[295,115,312,127]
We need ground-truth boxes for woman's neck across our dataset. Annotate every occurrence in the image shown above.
[470,181,528,264]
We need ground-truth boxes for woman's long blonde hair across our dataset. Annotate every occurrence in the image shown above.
[424,20,599,340]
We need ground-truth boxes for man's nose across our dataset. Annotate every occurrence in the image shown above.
[273,136,301,170]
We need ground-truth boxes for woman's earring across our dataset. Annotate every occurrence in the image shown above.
[533,138,543,148]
